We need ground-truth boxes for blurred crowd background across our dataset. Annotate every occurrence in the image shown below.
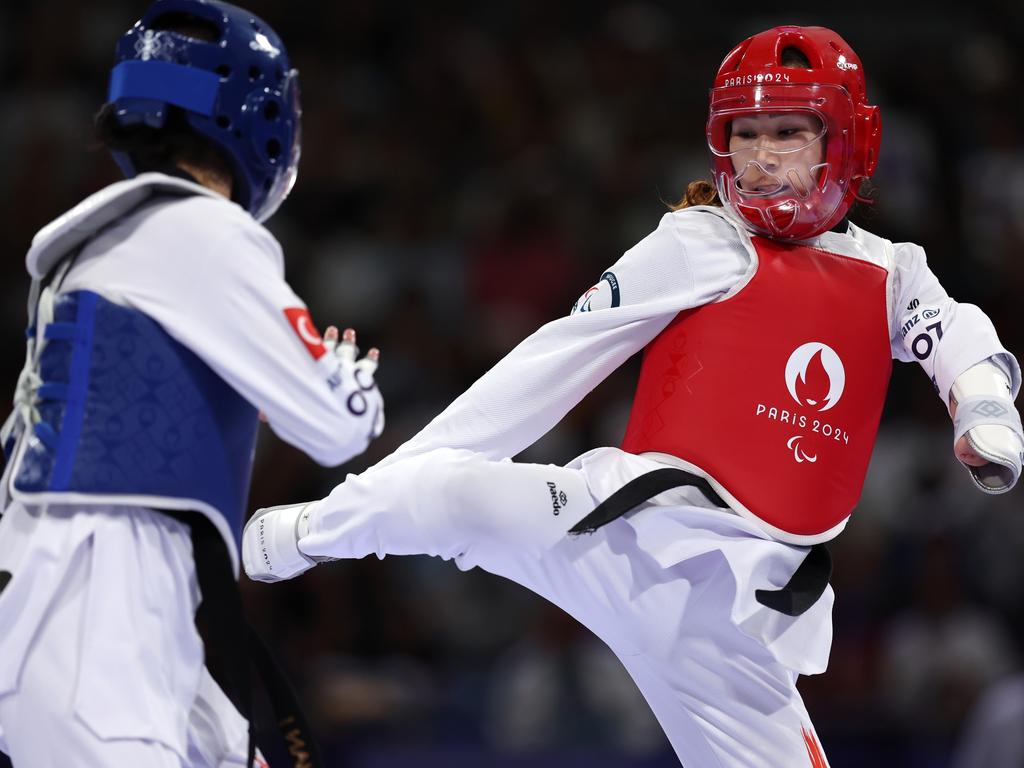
[1,2,1023,767]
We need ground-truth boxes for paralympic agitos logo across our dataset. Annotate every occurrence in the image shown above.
[755,342,850,463]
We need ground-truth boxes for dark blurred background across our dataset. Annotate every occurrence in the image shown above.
[1,2,1023,767]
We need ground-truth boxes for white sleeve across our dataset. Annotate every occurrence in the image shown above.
[382,211,746,464]
[195,228,376,466]
[890,242,1021,406]
[66,209,374,467]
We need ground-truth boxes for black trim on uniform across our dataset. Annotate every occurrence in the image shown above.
[248,628,325,768]
[567,468,832,618]
[830,217,851,234]
[183,513,324,768]
[754,543,832,616]
[188,513,258,767]
[568,468,725,535]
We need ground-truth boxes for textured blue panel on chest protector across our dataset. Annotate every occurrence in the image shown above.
[13,291,260,544]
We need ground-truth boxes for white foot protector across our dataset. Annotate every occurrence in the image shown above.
[242,501,328,583]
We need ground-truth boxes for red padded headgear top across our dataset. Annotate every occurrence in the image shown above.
[707,26,881,239]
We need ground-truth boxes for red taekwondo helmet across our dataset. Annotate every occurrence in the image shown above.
[706,26,881,240]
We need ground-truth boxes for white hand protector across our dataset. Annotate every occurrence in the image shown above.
[319,327,385,446]
[243,500,332,582]
[951,362,1024,494]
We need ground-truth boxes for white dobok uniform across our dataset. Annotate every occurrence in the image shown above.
[0,174,377,767]
[285,206,1020,767]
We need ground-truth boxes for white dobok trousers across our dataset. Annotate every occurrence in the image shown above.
[299,447,835,768]
[0,501,252,767]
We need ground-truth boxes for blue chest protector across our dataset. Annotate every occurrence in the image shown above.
[7,290,259,554]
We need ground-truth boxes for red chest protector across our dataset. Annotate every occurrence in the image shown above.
[620,236,892,542]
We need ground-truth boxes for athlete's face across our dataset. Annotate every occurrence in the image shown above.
[728,112,825,198]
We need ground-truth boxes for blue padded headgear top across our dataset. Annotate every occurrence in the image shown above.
[106,0,301,222]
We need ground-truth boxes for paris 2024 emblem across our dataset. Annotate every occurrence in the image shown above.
[756,342,850,464]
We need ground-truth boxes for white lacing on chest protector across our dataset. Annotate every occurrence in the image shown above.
[0,262,70,451]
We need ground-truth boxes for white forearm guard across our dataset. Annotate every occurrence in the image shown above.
[951,362,1023,494]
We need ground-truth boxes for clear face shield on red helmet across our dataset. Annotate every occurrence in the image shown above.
[707,83,857,240]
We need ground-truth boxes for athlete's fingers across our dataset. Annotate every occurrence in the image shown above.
[324,326,339,341]
[323,325,339,354]
[355,355,378,378]
[337,327,358,363]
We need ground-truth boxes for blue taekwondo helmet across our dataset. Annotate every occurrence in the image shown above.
[105,0,301,222]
